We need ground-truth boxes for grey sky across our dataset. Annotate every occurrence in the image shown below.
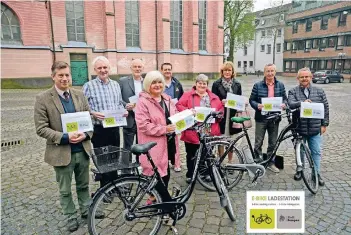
[254,0,292,11]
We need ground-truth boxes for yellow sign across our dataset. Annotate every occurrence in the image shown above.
[264,104,273,111]
[66,122,78,132]
[104,117,116,126]
[227,100,237,107]
[303,108,313,117]
[196,113,205,121]
[176,120,186,130]
[250,209,275,229]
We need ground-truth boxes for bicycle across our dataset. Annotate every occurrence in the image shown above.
[200,107,319,194]
[87,111,235,235]
[252,214,272,224]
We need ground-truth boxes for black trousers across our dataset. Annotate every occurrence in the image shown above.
[91,125,120,188]
[123,124,138,151]
[154,165,172,202]
[185,142,200,179]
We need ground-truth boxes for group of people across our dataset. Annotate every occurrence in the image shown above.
[34,57,329,232]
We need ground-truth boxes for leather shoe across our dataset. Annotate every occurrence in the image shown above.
[294,171,302,181]
[67,218,78,232]
[82,210,105,219]
[318,174,325,187]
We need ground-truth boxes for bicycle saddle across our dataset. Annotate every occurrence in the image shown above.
[231,117,251,123]
[131,142,157,154]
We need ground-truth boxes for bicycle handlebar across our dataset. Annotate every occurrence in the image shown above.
[192,111,223,131]
[266,107,299,120]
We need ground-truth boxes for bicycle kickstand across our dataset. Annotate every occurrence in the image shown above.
[248,171,260,188]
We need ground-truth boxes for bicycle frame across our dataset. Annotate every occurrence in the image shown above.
[114,113,223,218]
[217,112,300,170]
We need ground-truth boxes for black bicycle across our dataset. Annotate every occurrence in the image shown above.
[88,111,235,235]
[200,107,319,194]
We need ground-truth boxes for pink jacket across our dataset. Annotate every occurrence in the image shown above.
[135,92,180,177]
[176,87,224,144]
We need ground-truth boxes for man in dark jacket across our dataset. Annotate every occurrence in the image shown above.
[161,63,184,101]
[249,63,287,173]
[288,67,329,186]
[160,62,184,172]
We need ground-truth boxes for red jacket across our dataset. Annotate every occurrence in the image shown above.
[176,87,224,144]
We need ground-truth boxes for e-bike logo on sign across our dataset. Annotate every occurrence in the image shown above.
[247,191,305,233]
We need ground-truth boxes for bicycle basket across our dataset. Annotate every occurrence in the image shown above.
[91,146,139,174]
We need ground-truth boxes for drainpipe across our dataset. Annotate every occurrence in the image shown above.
[48,0,56,63]
[155,0,159,70]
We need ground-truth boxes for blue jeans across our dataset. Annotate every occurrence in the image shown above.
[301,134,322,174]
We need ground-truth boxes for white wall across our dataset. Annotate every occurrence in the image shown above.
[234,42,255,74]
[254,28,284,73]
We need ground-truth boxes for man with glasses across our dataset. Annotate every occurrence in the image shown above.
[249,63,287,173]
[288,67,329,186]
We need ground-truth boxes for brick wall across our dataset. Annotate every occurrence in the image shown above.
[1,0,224,84]
[285,2,351,40]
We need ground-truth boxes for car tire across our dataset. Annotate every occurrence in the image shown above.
[324,78,330,84]
[312,81,317,83]
[339,77,344,83]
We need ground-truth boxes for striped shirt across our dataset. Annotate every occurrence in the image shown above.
[83,77,124,125]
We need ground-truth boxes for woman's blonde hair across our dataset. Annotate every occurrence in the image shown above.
[143,71,165,94]
[220,61,235,78]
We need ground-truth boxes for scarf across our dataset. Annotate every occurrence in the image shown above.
[221,77,233,93]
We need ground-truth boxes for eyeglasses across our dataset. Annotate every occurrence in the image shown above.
[298,76,311,79]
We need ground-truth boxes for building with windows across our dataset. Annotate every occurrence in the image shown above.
[283,0,351,76]
[1,0,224,88]
[234,3,291,74]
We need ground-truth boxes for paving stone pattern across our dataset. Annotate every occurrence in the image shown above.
[1,76,351,235]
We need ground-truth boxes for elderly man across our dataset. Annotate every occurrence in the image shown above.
[249,63,287,173]
[119,59,144,150]
[34,61,103,232]
[288,67,329,186]
[83,56,127,189]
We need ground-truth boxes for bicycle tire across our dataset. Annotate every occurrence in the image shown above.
[197,140,244,192]
[88,176,163,235]
[265,217,272,224]
[297,142,318,194]
[212,165,235,221]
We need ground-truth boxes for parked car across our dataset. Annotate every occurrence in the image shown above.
[312,70,344,84]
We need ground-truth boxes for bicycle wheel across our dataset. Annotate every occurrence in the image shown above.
[197,140,244,191]
[212,165,235,221]
[298,142,318,194]
[265,217,272,224]
[88,176,163,235]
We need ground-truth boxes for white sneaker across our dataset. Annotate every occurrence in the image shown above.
[174,167,181,172]
[268,163,280,173]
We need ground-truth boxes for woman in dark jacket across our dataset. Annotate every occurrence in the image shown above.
[212,61,242,163]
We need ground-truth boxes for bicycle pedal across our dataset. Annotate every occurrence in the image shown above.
[248,181,258,188]
[169,226,179,235]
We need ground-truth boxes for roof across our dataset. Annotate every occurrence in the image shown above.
[255,3,292,17]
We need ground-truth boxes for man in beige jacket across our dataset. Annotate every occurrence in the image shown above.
[34,61,103,232]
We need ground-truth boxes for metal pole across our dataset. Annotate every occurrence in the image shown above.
[48,0,56,63]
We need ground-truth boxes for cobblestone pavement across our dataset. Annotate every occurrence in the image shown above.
[1,76,351,235]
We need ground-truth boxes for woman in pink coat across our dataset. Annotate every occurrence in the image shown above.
[176,74,224,183]
[135,70,180,202]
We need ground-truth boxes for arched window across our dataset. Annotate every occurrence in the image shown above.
[1,3,22,44]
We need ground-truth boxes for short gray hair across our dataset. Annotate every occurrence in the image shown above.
[297,67,312,78]
[195,74,209,84]
[92,56,110,67]
[143,71,165,94]
[264,63,277,72]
